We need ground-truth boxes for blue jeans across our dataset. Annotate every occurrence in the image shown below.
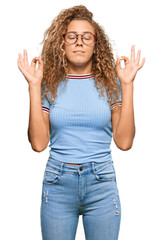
[40,157,121,240]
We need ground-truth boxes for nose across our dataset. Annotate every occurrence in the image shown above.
[75,35,83,45]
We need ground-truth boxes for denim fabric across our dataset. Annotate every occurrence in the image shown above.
[40,157,121,240]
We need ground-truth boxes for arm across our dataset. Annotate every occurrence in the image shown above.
[28,84,50,152]
[17,49,50,152]
[112,45,145,150]
[111,83,135,150]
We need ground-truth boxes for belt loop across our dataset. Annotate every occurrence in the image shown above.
[78,168,81,176]
[60,162,64,173]
[92,161,95,173]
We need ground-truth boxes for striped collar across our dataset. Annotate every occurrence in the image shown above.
[67,73,93,79]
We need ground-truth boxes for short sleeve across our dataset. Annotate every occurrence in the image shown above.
[110,77,122,110]
[41,87,50,114]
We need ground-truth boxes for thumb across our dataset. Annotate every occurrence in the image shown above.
[38,56,43,71]
[116,55,121,69]
[120,56,129,64]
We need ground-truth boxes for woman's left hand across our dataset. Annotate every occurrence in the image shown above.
[116,45,145,84]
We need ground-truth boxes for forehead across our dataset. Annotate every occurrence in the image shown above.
[67,20,95,34]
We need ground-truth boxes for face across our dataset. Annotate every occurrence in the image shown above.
[63,20,96,70]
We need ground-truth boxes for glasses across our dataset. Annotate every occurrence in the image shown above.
[63,32,96,45]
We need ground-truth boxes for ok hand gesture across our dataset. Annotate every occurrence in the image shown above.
[116,45,145,85]
[17,49,43,86]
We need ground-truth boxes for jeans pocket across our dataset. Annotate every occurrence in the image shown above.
[93,162,116,182]
[43,162,63,185]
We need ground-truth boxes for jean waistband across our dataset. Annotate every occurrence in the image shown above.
[47,157,114,175]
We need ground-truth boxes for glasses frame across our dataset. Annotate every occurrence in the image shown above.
[62,31,96,45]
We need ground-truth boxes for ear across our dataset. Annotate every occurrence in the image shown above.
[60,41,65,52]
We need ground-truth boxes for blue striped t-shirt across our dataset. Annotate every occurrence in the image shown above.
[41,73,122,164]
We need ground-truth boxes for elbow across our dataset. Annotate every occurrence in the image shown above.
[30,142,48,152]
[117,144,133,151]
[115,139,134,151]
[31,146,45,152]
[28,132,49,152]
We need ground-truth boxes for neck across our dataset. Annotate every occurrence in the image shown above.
[68,60,92,75]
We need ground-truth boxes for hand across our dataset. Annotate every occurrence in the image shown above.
[116,45,145,85]
[17,49,43,86]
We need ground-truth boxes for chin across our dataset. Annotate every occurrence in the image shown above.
[68,58,92,68]
[73,62,87,67]
[68,60,88,67]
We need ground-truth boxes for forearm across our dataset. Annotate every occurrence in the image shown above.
[115,82,135,149]
[28,84,49,151]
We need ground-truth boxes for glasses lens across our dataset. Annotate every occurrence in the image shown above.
[64,33,95,45]
[82,33,94,45]
[65,33,76,44]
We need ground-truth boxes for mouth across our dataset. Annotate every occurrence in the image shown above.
[73,51,85,54]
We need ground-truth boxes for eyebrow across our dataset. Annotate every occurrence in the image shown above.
[68,31,93,34]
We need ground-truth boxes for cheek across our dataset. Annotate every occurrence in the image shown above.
[87,43,95,55]
[88,48,94,56]
[64,46,73,59]
[85,48,94,59]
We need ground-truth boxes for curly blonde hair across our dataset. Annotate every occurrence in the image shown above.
[40,5,120,107]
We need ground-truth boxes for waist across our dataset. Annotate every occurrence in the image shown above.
[66,163,81,165]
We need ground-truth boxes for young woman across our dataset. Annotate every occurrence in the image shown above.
[17,5,145,240]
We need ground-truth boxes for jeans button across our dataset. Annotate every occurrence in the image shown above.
[79,166,83,171]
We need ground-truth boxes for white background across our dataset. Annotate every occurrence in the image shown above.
[1,0,163,239]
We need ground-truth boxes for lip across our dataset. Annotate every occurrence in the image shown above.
[73,51,85,53]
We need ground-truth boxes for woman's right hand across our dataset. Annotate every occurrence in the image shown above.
[17,49,43,86]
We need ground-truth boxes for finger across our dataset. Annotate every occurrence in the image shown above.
[18,53,25,68]
[120,56,130,68]
[23,49,29,67]
[135,50,141,65]
[17,56,29,77]
[130,45,135,62]
[38,56,43,71]
[120,56,130,63]
[30,57,39,68]
[116,55,122,70]
[17,56,24,71]
[137,57,145,70]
